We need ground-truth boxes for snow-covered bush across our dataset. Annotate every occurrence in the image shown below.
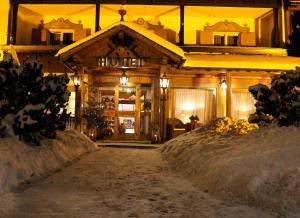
[0,56,70,145]
[249,68,300,126]
[215,117,258,135]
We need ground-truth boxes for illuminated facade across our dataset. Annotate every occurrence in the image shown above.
[1,0,300,140]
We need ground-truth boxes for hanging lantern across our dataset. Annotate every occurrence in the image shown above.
[160,72,169,89]
[120,70,128,86]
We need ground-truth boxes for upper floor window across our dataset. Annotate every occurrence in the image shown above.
[49,29,74,45]
[197,20,256,47]
[213,32,239,46]
[31,18,91,46]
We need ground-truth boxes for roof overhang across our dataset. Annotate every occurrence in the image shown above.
[56,21,185,65]
[184,53,300,71]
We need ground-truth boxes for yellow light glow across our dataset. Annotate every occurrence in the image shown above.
[0,0,10,45]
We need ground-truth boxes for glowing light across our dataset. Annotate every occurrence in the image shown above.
[160,72,169,89]
[120,70,128,86]
[221,80,227,90]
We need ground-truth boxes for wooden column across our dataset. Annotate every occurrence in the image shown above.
[285,9,292,45]
[226,72,232,118]
[151,77,160,127]
[216,86,226,118]
[272,8,280,47]
[114,85,120,138]
[179,4,184,46]
[7,3,18,44]
[135,84,141,139]
[95,3,100,32]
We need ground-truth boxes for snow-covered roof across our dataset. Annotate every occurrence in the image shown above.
[56,21,185,61]
[184,53,300,70]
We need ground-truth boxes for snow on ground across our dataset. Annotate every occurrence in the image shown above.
[6,147,275,218]
[0,130,97,216]
[161,124,300,216]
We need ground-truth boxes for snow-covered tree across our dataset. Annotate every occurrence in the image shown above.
[0,55,70,145]
[249,68,300,126]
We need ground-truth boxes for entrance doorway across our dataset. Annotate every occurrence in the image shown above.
[97,84,152,140]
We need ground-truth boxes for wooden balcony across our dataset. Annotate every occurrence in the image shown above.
[12,0,279,8]
[181,45,288,56]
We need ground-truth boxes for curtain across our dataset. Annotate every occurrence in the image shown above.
[172,88,216,124]
[66,91,75,116]
[231,92,256,120]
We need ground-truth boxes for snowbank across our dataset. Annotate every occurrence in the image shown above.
[0,130,97,215]
[161,125,300,214]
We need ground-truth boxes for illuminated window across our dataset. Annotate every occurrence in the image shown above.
[213,32,239,46]
[231,91,256,120]
[49,29,74,45]
[172,88,216,124]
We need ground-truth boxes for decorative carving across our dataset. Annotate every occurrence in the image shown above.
[42,17,83,29]
[204,20,250,32]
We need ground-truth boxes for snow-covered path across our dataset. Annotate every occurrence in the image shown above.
[6,147,275,218]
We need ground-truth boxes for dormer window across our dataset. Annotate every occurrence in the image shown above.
[49,29,74,45]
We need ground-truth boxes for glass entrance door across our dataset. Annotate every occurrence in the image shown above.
[118,86,136,135]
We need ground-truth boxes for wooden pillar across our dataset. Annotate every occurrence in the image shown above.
[114,85,119,138]
[226,72,232,118]
[7,3,18,44]
[151,77,160,127]
[280,0,286,45]
[135,84,141,139]
[216,86,226,118]
[272,8,280,47]
[179,4,184,46]
[95,3,100,32]
[285,10,292,45]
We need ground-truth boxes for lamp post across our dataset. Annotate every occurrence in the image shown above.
[160,72,169,142]
[71,73,82,130]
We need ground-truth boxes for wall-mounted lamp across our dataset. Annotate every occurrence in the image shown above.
[220,74,227,91]
[120,69,128,86]
[71,74,82,87]
[160,72,170,90]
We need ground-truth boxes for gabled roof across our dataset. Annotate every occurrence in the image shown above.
[56,21,185,62]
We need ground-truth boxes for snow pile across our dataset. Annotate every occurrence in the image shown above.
[161,125,300,214]
[0,130,97,215]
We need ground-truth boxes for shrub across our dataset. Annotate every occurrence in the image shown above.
[249,68,300,126]
[0,55,70,145]
[215,117,259,135]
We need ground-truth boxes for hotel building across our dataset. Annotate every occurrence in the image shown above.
[1,0,300,140]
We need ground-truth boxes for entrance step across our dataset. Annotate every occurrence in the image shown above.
[96,141,161,149]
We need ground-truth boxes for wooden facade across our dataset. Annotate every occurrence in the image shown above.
[2,0,300,141]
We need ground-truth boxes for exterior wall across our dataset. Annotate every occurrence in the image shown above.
[17,6,43,45]
[184,6,272,45]
[0,0,10,45]
[12,4,276,47]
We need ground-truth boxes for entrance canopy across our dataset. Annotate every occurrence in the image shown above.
[56,21,185,70]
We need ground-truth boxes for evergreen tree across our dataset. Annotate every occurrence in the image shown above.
[249,68,300,126]
[0,55,70,145]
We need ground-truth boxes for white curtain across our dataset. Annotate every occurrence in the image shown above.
[231,92,256,120]
[172,88,215,124]
[66,91,75,117]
